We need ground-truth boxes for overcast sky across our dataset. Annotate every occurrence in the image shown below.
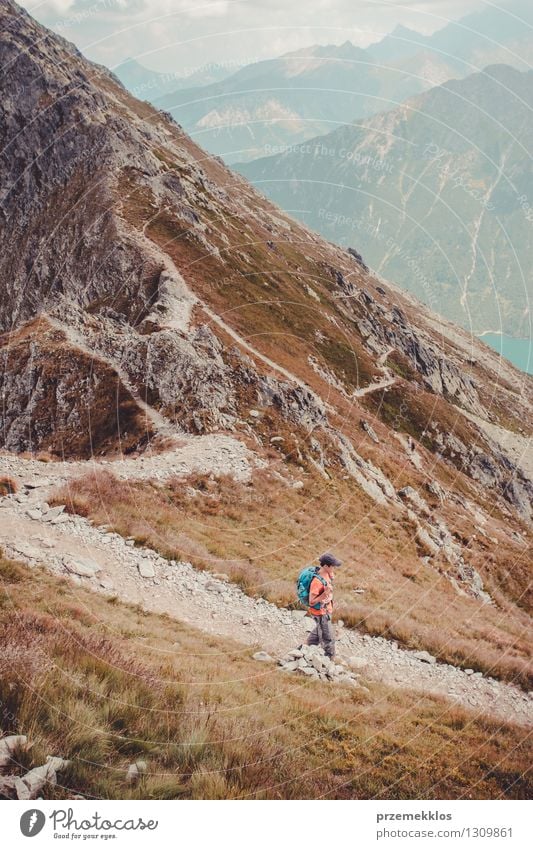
[20,0,498,76]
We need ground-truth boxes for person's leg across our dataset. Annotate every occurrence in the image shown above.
[306,616,319,647]
[321,615,335,659]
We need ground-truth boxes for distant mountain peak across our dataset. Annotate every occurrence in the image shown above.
[285,39,367,61]
[390,24,423,38]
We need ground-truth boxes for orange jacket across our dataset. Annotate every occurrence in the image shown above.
[308,574,333,617]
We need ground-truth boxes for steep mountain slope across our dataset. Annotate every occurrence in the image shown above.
[0,0,532,703]
[239,65,533,338]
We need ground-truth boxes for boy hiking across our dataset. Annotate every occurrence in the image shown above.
[297,552,342,660]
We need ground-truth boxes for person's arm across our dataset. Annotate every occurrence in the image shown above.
[309,578,332,608]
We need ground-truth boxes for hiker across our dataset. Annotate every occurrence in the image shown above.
[305,552,342,659]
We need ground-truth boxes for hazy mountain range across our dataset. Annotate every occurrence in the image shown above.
[114,57,242,103]
[128,0,533,164]
[239,64,533,338]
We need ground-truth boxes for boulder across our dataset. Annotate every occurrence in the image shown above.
[126,760,147,783]
[360,420,379,443]
[42,505,65,521]
[15,757,70,800]
[63,556,101,578]
[138,562,156,579]
[253,651,273,663]
[281,660,300,671]
[0,735,27,767]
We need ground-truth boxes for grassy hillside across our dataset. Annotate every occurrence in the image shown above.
[50,469,533,690]
[0,552,531,799]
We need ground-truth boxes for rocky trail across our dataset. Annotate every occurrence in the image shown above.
[1,451,532,729]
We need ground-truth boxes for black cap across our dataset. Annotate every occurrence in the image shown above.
[319,552,342,568]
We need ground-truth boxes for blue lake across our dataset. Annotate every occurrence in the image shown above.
[479,334,532,376]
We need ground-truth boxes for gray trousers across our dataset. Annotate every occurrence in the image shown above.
[307,614,335,658]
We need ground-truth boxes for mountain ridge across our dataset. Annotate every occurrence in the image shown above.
[0,0,532,711]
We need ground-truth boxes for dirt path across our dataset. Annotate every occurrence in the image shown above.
[1,454,532,729]
[353,376,397,398]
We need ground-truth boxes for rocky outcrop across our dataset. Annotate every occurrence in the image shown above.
[278,645,363,687]
[0,732,70,801]
[0,319,152,456]
[352,296,486,417]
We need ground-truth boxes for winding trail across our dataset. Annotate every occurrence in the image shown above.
[353,375,397,398]
[1,451,531,729]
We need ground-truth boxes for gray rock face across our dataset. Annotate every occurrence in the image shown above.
[355,301,485,417]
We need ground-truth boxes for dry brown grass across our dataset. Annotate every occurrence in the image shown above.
[0,551,531,800]
[0,476,18,496]
[50,468,533,690]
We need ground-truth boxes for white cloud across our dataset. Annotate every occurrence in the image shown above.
[20,0,492,74]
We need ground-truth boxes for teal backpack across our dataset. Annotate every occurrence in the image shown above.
[297,565,327,609]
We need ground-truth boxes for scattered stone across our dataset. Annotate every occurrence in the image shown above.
[464,668,475,676]
[286,648,304,660]
[415,527,441,557]
[15,757,70,800]
[0,735,27,767]
[360,420,379,443]
[270,436,284,444]
[426,480,444,500]
[248,410,260,419]
[25,479,52,489]
[138,562,156,578]
[281,660,301,671]
[347,656,368,671]
[26,508,42,520]
[300,666,320,678]
[51,513,70,525]
[413,650,436,665]
[63,555,101,578]
[12,542,43,561]
[126,760,147,783]
[253,651,273,662]
[42,505,65,521]
[279,646,361,687]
